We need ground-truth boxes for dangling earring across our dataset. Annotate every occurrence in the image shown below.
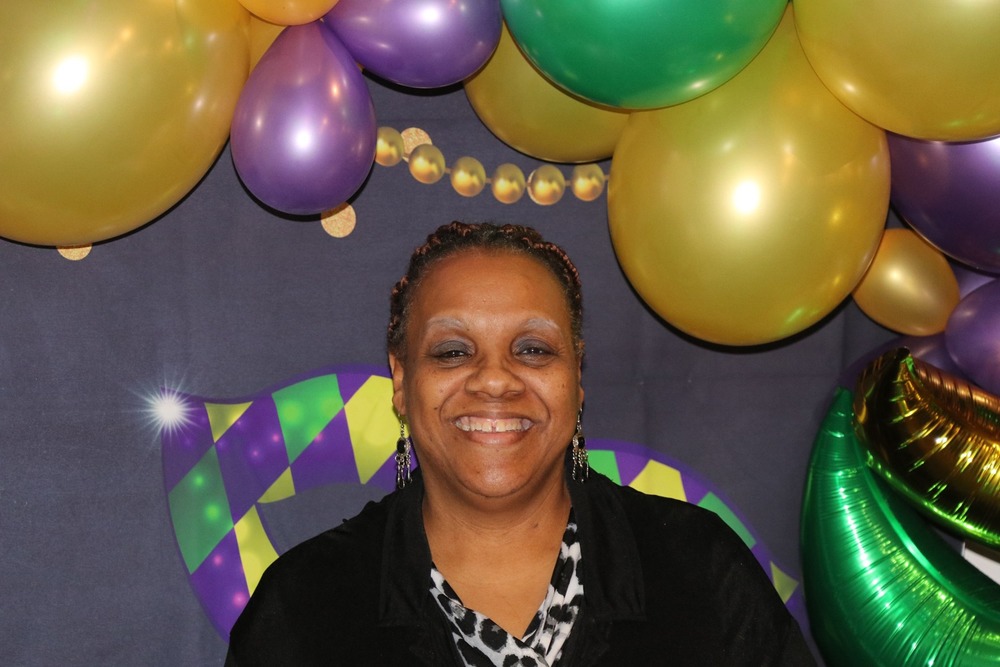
[395,418,412,490]
[571,411,589,483]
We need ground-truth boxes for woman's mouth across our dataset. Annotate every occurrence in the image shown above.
[453,416,533,433]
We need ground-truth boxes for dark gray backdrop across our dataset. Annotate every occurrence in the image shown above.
[0,74,893,665]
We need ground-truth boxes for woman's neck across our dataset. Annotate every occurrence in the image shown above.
[420,476,572,637]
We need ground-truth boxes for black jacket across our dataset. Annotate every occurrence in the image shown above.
[227,470,814,665]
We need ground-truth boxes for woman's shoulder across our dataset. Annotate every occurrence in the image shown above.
[584,471,760,574]
[588,471,731,534]
[263,492,393,585]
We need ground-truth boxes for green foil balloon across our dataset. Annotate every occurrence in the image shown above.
[500,0,786,109]
[855,348,1000,548]
[802,389,1000,666]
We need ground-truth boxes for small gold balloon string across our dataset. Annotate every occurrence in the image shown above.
[377,126,608,206]
[317,126,607,239]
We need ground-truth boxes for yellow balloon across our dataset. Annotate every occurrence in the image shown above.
[527,165,566,206]
[491,163,526,204]
[570,164,606,202]
[794,0,1000,140]
[852,229,960,336]
[249,15,285,71]
[464,23,629,163]
[0,1,249,246]
[608,7,890,346]
[450,157,487,198]
[238,0,337,26]
[408,144,446,185]
[375,127,405,167]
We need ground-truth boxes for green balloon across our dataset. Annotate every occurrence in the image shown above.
[802,389,1000,666]
[500,0,786,109]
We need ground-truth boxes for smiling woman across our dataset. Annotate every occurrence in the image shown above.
[225,222,815,666]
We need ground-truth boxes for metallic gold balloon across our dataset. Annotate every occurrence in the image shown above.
[249,16,285,71]
[570,164,606,202]
[854,347,1000,547]
[449,157,487,198]
[375,127,405,167]
[608,7,889,346]
[238,0,337,25]
[407,144,446,185]
[491,163,526,204]
[852,229,960,336]
[802,388,1000,666]
[795,0,1000,141]
[0,1,250,246]
[464,23,628,163]
[526,165,566,206]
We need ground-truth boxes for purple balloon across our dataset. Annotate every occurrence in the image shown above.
[946,279,1000,396]
[889,133,1000,272]
[951,260,998,298]
[323,0,502,89]
[231,23,376,215]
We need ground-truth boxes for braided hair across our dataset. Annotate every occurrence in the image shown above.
[387,221,584,359]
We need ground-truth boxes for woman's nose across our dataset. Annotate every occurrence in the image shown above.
[465,355,525,397]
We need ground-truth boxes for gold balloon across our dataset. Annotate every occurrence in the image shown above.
[0,1,249,246]
[852,228,960,336]
[249,15,285,71]
[795,0,1000,141]
[464,23,629,163]
[408,144,446,185]
[526,165,566,206]
[570,164,606,202]
[450,157,487,197]
[237,0,337,26]
[375,127,405,167]
[855,347,1000,547]
[491,163,526,204]
[608,6,889,346]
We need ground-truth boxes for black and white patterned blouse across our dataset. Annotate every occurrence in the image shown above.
[430,517,584,667]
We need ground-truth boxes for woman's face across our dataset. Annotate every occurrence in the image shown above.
[389,249,583,504]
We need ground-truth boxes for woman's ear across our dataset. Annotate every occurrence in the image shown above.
[388,353,406,416]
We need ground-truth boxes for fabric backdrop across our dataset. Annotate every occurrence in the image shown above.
[0,74,894,665]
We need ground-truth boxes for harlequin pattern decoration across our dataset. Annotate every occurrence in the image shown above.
[161,367,804,637]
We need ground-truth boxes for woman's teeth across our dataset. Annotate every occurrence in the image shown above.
[454,416,531,433]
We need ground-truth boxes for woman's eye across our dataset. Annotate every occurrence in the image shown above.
[429,343,471,361]
[517,342,552,357]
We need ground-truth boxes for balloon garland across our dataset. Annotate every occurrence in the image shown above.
[802,388,1000,666]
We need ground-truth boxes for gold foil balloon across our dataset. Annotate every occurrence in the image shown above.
[249,16,285,71]
[855,348,1000,548]
[570,164,606,202]
[408,144,446,185]
[526,165,566,206]
[464,24,628,163]
[0,1,250,246]
[608,7,889,346]
[238,0,337,25]
[450,157,487,197]
[375,127,405,167]
[803,388,1000,666]
[852,229,960,336]
[794,0,1000,141]
[491,163,526,204]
